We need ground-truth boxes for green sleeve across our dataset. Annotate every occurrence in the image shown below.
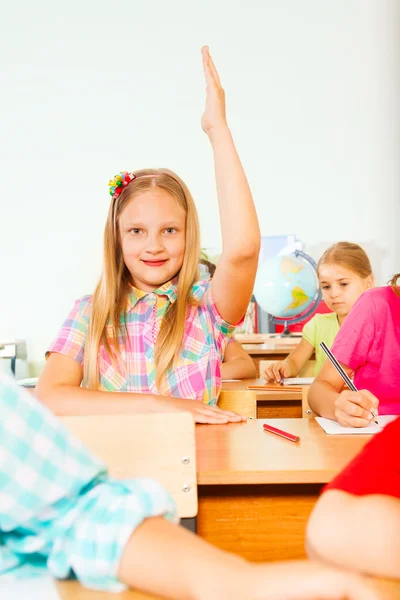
[302,316,317,347]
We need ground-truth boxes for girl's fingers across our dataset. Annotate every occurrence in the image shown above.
[196,406,244,423]
[354,392,377,413]
[218,408,243,418]
[337,411,373,428]
[196,410,227,423]
[216,411,244,422]
[264,366,274,381]
[202,46,221,90]
[338,391,378,415]
[272,363,283,382]
[201,407,227,418]
[207,50,222,87]
[345,402,374,421]
[360,389,380,411]
[195,413,228,424]
[201,46,215,87]
[335,398,376,427]
[195,411,243,424]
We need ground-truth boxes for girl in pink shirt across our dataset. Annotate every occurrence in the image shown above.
[36,47,260,424]
[309,274,400,426]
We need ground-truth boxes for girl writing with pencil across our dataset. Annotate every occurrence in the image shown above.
[308,273,400,427]
[264,242,374,382]
[36,47,260,424]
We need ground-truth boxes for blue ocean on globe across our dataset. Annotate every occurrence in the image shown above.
[254,254,319,318]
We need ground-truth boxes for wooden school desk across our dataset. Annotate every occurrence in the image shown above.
[238,336,316,376]
[195,418,372,562]
[55,577,400,599]
[240,336,301,374]
[222,378,303,418]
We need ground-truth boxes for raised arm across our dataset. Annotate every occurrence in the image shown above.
[201,46,260,325]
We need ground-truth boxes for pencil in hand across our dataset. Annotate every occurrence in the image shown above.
[319,342,379,425]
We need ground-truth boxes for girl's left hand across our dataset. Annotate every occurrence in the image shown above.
[201,46,227,136]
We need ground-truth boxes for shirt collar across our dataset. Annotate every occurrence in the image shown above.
[126,277,178,312]
[125,264,210,313]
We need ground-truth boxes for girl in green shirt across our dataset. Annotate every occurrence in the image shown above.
[264,242,374,381]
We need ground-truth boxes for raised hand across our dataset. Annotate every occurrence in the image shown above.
[201,46,227,137]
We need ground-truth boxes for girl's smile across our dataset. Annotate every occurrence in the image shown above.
[119,188,186,292]
[141,259,169,267]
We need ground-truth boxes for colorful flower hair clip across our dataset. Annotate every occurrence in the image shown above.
[108,171,135,200]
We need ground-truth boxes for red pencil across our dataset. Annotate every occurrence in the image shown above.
[263,423,300,443]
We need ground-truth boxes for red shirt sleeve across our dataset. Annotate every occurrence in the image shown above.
[324,417,400,497]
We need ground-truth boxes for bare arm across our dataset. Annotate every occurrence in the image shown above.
[36,353,245,424]
[264,339,314,382]
[221,340,257,379]
[201,47,260,325]
[37,354,165,415]
[307,360,347,418]
[308,361,379,427]
[118,516,381,600]
[307,490,400,580]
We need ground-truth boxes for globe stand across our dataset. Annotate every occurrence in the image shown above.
[272,319,303,338]
[280,321,291,337]
[270,293,322,337]
[267,250,322,337]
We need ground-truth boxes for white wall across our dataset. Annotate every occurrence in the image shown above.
[1,0,399,373]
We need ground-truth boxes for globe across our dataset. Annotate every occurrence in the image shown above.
[253,250,322,333]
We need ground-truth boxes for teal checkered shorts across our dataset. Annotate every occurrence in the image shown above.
[0,374,178,591]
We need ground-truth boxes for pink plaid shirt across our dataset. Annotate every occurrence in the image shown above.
[47,273,237,405]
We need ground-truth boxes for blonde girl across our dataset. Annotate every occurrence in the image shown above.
[264,242,373,382]
[37,47,260,424]
[308,272,400,426]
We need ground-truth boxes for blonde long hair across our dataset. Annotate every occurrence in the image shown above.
[317,242,373,279]
[84,168,201,390]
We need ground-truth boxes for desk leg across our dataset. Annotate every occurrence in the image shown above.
[197,484,322,561]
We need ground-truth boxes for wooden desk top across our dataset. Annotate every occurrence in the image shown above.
[235,333,302,344]
[195,418,371,486]
[242,342,299,355]
[233,333,302,356]
[222,378,302,400]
